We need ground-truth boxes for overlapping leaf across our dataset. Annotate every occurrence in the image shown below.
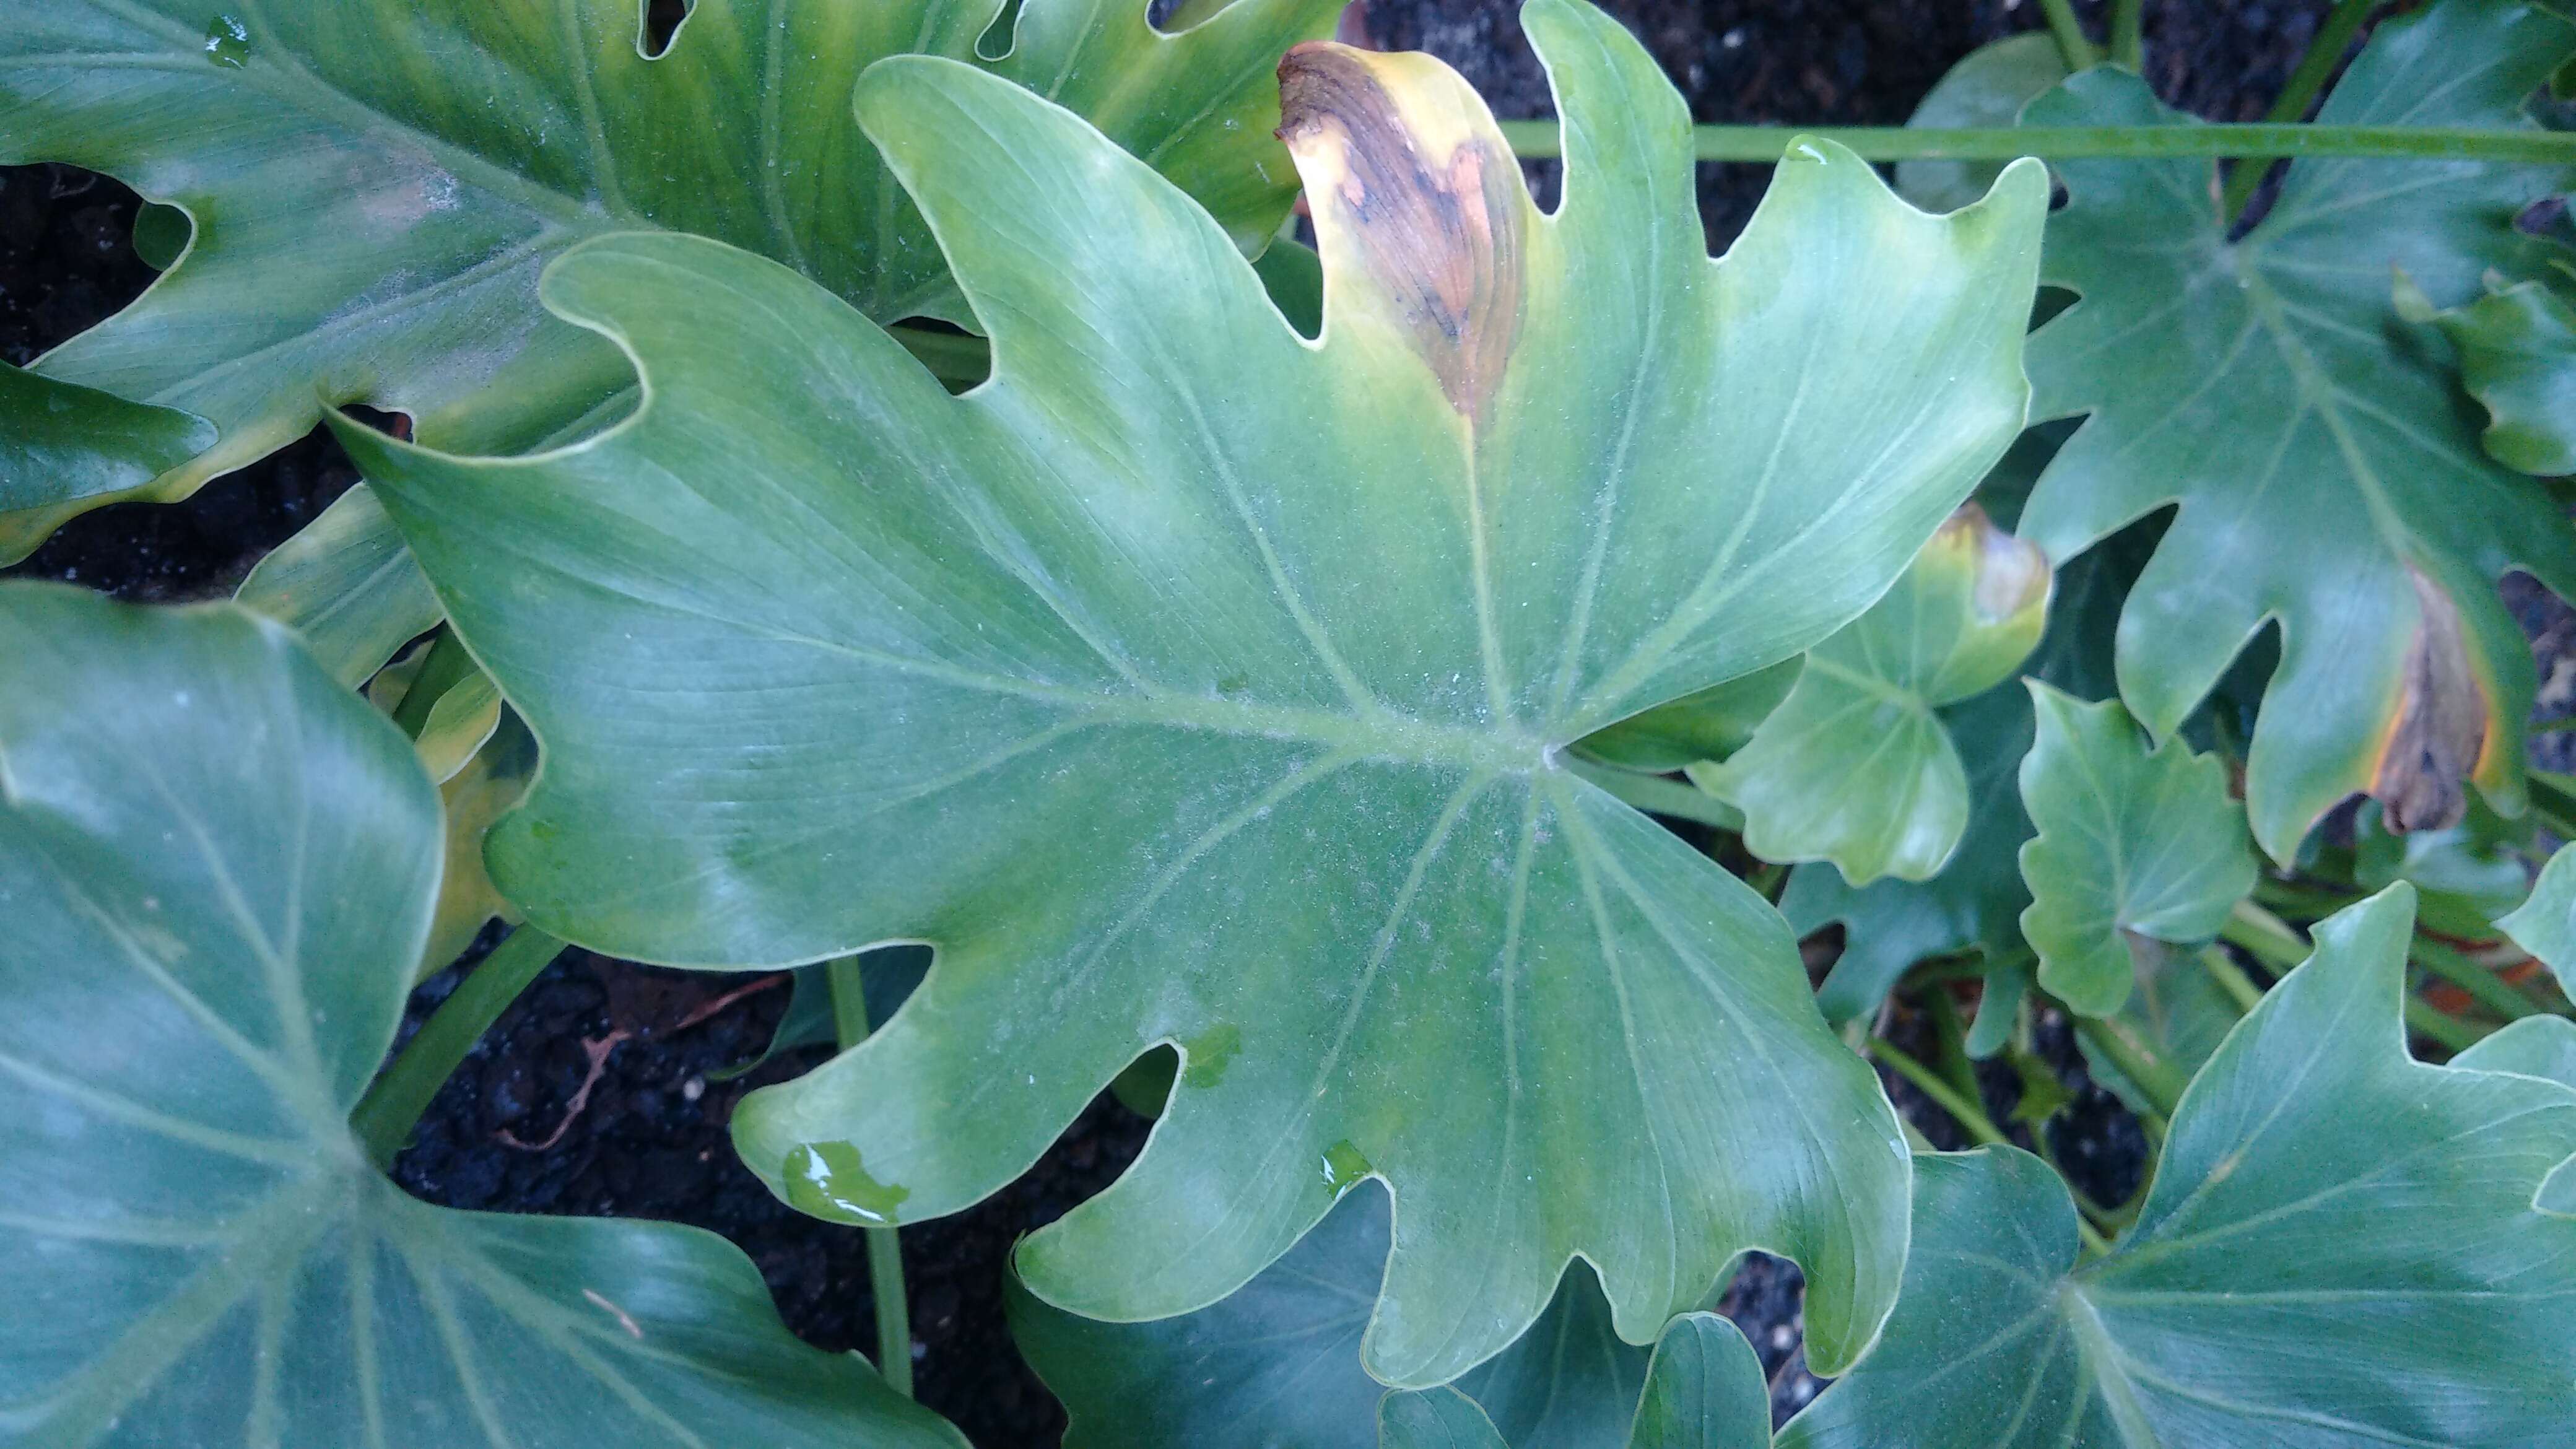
[0,583,957,1448]
[2015,685,2255,1016]
[1380,1315,1771,1449]
[1780,886,2576,1448]
[235,484,441,689]
[350,0,2048,1383]
[2400,263,2576,477]
[2017,0,2576,860]
[2501,840,2576,994]
[0,0,1341,557]
[1705,505,2050,885]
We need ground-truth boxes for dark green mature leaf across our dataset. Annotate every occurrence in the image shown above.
[0,360,212,522]
[1780,884,2576,1448]
[235,484,440,689]
[1011,1185,1653,1449]
[1707,505,2051,885]
[0,0,1341,559]
[1894,34,2070,214]
[0,583,957,1448]
[2500,840,2576,994]
[1383,1390,1513,1449]
[2015,685,2255,1017]
[2018,0,2576,861]
[352,0,2048,1383]
[2399,263,2576,477]
[1378,1313,1772,1449]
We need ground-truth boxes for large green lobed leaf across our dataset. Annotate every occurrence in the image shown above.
[1780,885,2576,1448]
[350,0,2048,1384]
[0,583,955,1448]
[0,0,1341,558]
[2017,0,2576,861]
[2400,263,2576,477]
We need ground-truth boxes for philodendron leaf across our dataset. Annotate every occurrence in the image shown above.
[419,706,537,980]
[2017,0,2576,861]
[1575,661,1798,773]
[1378,1313,1773,1449]
[2014,684,2255,1017]
[235,484,442,690]
[1894,34,2071,214]
[1707,504,2050,884]
[0,0,1341,560]
[349,0,2048,1383]
[1011,1184,1655,1449]
[0,360,214,522]
[2074,942,2242,1119]
[2398,264,2576,477]
[0,583,958,1447]
[1780,884,2576,1449]
[2500,841,2576,994]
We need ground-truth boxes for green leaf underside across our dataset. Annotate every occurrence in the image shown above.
[2402,266,2576,476]
[235,483,442,690]
[2015,685,2255,1017]
[352,0,2047,1384]
[1014,1185,1652,1449]
[0,584,954,1448]
[0,0,1341,559]
[1709,505,2050,886]
[2017,0,2576,861]
[1780,886,2576,1449]
[2500,841,2576,996]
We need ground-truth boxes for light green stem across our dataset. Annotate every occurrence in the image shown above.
[1495,120,2576,165]
[2219,900,2312,970]
[2221,0,2379,222]
[2196,946,2265,1016]
[1565,759,1744,832]
[2527,772,2576,838]
[2073,1017,2189,1122]
[829,957,915,1399]
[2406,998,2491,1053]
[2038,0,2104,71]
[350,927,565,1168]
[2412,936,2546,1022]
[2109,0,2144,71]
[1873,1036,2113,1258]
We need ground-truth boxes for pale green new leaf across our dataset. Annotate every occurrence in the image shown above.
[2398,263,2576,477]
[0,583,957,1448]
[352,0,2048,1383]
[1780,885,2576,1449]
[1707,505,2050,885]
[2018,0,2576,860]
[0,0,1341,558]
[235,484,441,689]
[2500,840,2576,995]
[2015,685,2255,1017]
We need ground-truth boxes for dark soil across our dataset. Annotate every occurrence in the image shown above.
[4,2,2364,1442]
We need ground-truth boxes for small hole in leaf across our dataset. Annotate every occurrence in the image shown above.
[340,404,414,442]
[975,0,1023,62]
[640,0,688,58]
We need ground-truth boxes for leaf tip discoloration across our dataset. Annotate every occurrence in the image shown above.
[2372,568,2491,833]
[1276,42,1525,419]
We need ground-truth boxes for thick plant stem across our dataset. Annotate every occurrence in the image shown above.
[350,926,565,1168]
[829,956,915,1400]
[1871,1037,2112,1257]
[2109,0,2144,71]
[2221,0,2378,222]
[2039,0,2104,72]
[2412,936,2547,1022]
[1494,120,2576,165]
[2074,1017,2189,1122]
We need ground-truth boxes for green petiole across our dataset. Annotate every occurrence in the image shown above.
[1497,120,2576,166]
[829,956,916,1399]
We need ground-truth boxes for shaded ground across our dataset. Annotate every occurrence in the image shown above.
[4,0,2369,1440]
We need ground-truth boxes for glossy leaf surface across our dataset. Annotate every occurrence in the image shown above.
[2017,0,2576,859]
[355,0,2048,1383]
[235,484,442,689]
[1782,885,2576,1448]
[0,360,212,524]
[2015,685,2255,1017]
[1011,1185,1651,1449]
[2400,264,2576,477]
[1707,504,2050,885]
[0,583,956,1448]
[0,0,1340,557]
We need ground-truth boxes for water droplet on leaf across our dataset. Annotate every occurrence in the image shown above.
[203,14,251,68]
[783,1141,910,1225]
[1321,1139,1371,1194]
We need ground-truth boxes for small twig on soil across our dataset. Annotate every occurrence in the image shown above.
[500,1030,631,1152]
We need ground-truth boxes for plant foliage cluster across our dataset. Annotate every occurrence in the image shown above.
[6,0,2576,1443]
